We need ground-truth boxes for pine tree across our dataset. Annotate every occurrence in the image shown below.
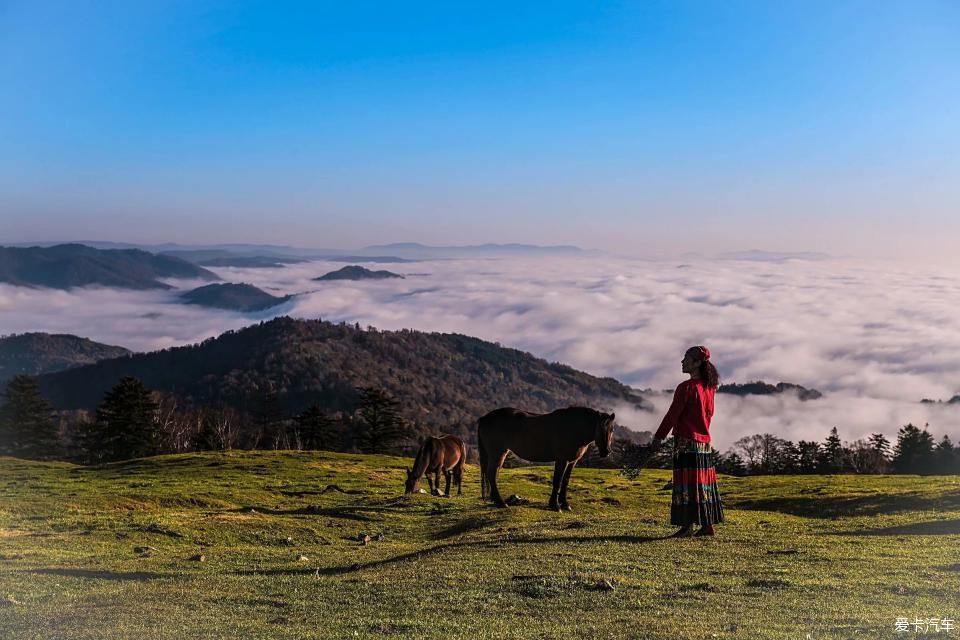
[251,383,285,449]
[296,404,338,451]
[355,387,407,454]
[933,435,957,475]
[717,451,747,476]
[0,375,59,459]
[84,377,159,462]
[769,437,799,474]
[796,441,821,474]
[868,433,891,459]
[892,423,936,474]
[817,427,845,473]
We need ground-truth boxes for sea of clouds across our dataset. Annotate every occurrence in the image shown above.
[2,255,959,450]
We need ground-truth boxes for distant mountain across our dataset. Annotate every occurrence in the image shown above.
[718,381,823,401]
[37,317,653,428]
[13,240,592,261]
[323,256,415,264]
[196,256,308,268]
[16,242,345,258]
[181,283,293,312]
[314,266,404,281]
[0,244,218,290]
[715,250,831,262]
[358,243,591,259]
[920,395,960,405]
[0,333,130,384]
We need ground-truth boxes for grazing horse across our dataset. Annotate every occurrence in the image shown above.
[405,434,466,497]
[478,406,615,511]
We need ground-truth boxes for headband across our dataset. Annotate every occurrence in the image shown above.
[698,346,711,361]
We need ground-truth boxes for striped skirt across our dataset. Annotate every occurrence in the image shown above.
[671,437,724,526]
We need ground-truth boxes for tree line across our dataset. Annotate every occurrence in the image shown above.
[0,374,427,464]
[2,373,959,475]
[631,425,960,476]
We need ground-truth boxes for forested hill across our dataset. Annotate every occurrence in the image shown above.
[0,333,130,383]
[37,317,652,425]
[0,244,218,289]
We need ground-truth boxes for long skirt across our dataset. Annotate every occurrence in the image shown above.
[671,437,725,526]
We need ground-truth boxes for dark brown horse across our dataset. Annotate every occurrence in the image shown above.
[478,406,615,510]
[405,434,466,497]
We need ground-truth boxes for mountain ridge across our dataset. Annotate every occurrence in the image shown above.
[0,244,218,290]
[0,333,131,383]
[36,317,652,428]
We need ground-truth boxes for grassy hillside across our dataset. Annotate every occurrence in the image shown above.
[0,452,957,639]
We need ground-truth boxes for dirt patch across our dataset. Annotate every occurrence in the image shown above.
[745,578,791,589]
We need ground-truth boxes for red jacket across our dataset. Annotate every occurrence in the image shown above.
[655,379,715,443]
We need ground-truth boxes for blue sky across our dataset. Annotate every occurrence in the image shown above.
[1,1,958,258]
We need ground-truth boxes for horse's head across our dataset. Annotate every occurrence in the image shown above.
[595,411,616,458]
[404,467,419,494]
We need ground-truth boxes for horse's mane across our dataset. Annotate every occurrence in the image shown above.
[411,438,434,476]
[554,406,604,419]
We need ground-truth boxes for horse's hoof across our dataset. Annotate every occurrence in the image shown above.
[561,504,573,512]
[549,503,562,512]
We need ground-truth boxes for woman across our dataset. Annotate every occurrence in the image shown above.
[652,345,724,537]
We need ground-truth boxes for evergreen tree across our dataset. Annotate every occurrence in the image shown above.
[796,441,821,474]
[933,435,957,475]
[892,423,936,474]
[868,433,892,460]
[817,427,846,473]
[296,403,339,451]
[251,383,285,449]
[0,375,59,458]
[716,451,747,476]
[84,377,159,462]
[770,439,800,474]
[355,387,407,454]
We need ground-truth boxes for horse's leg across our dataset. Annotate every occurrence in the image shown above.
[425,474,434,495]
[479,444,488,499]
[549,460,565,512]
[444,470,452,497]
[433,469,441,496]
[454,462,463,496]
[488,451,509,507]
[559,461,577,511]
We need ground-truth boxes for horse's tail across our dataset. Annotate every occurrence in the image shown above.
[478,419,488,500]
[457,439,467,473]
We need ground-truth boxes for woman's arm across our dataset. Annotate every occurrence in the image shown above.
[654,383,688,441]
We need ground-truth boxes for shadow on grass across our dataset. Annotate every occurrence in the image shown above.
[728,491,960,519]
[432,516,491,539]
[234,498,428,521]
[27,568,166,581]
[233,505,380,521]
[841,519,960,536]
[236,534,672,578]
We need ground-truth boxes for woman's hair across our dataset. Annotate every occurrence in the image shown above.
[687,346,720,389]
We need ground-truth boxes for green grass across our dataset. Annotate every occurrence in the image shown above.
[1,451,958,639]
